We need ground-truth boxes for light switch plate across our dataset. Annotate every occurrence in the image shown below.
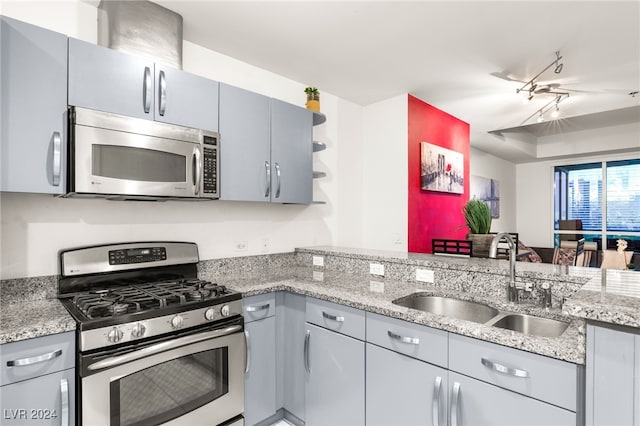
[370,263,385,276]
[416,268,434,283]
[313,256,324,267]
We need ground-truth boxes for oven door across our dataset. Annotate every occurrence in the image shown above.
[80,321,244,426]
[72,124,200,199]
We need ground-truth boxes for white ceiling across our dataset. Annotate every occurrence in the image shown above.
[155,1,640,163]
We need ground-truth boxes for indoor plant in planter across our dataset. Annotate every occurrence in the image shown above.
[304,86,320,112]
[463,199,493,257]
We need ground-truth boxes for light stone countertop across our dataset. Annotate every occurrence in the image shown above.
[0,298,76,344]
[210,266,587,365]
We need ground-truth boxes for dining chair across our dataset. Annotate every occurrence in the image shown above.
[552,238,586,266]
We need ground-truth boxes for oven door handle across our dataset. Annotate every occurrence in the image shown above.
[87,324,242,371]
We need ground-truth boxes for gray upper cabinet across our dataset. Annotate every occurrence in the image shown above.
[219,83,270,202]
[586,323,640,426]
[68,38,218,132]
[1,16,67,194]
[270,99,313,204]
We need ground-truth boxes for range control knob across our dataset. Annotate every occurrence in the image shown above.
[220,305,230,317]
[204,308,216,321]
[131,322,146,338]
[171,315,184,329]
[107,327,123,343]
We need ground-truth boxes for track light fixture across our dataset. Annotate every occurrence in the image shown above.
[531,93,569,123]
[516,51,564,101]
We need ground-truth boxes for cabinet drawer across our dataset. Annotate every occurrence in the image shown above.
[366,312,448,368]
[1,332,75,386]
[449,333,578,411]
[305,298,365,340]
[243,293,276,322]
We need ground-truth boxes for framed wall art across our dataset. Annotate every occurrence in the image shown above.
[420,142,464,194]
[470,175,500,218]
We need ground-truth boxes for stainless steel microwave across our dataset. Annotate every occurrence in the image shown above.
[64,107,219,201]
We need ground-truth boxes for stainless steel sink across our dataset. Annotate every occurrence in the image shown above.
[488,313,569,338]
[392,294,500,324]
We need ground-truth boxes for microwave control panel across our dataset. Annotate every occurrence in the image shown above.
[202,135,218,195]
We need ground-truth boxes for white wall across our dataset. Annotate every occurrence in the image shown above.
[469,147,517,234]
[0,1,361,279]
[359,94,408,250]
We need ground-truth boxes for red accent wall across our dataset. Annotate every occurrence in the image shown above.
[408,94,470,253]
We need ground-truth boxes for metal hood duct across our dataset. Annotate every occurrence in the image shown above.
[97,0,183,69]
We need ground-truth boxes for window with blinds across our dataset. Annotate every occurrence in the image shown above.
[553,158,640,249]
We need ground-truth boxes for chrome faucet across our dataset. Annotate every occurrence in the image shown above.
[489,232,518,303]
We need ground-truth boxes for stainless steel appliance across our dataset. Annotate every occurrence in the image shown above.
[58,242,243,426]
[65,107,219,201]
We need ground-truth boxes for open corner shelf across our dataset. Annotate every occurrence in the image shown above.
[313,141,326,152]
[313,112,326,126]
[313,171,327,179]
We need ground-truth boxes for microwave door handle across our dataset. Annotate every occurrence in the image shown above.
[158,70,167,116]
[143,66,152,114]
[193,147,202,196]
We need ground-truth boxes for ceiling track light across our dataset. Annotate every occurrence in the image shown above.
[531,93,569,124]
[516,51,564,99]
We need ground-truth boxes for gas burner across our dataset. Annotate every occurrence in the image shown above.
[107,302,131,315]
[185,287,211,301]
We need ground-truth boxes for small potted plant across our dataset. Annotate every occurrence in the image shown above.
[462,199,493,257]
[304,87,320,112]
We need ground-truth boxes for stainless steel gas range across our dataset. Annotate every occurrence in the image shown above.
[58,242,244,426]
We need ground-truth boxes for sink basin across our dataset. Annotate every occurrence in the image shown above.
[489,314,569,338]
[392,294,500,324]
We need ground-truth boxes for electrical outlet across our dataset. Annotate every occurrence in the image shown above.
[369,280,385,293]
[234,241,248,252]
[261,239,269,252]
[313,256,324,267]
[416,268,434,283]
[370,263,385,276]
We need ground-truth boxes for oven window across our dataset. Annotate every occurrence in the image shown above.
[93,145,186,182]
[110,348,228,426]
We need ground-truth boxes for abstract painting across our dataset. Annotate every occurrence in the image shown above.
[420,142,464,194]
[470,175,500,218]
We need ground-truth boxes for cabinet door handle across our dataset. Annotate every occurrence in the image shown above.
[264,161,271,197]
[432,376,442,426]
[158,70,167,116]
[143,66,152,114]
[481,357,529,378]
[52,131,61,186]
[193,147,202,196]
[451,381,460,426]
[60,377,69,426]
[322,311,345,322]
[6,349,62,367]
[274,162,281,198]
[246,303,270,312]
[244,330,251,374]
[304,330,311,373]
[387,330,420,345]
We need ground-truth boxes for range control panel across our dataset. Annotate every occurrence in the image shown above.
[108,247,167,265]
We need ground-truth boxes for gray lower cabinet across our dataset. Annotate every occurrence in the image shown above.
[219,83,271,202]
[278,292,307,422]
[586,323,640,426]
[304,323,365,426]
[0,331,75,426]
[0,16,67,194]
[366,343,448,426]
[244,316,277,426]
[448,371,576,426]
[270,98,313,204]
[68,38,218,132]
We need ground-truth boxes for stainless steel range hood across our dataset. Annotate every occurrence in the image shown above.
[97,0,183,69]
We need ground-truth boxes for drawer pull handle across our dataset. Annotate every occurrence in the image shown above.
[6,349,63,367]
[387,330,420,345]
[432,376,442,426]
[481,357,530,378]
[322,311,345,322]
[246,303,270,312]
